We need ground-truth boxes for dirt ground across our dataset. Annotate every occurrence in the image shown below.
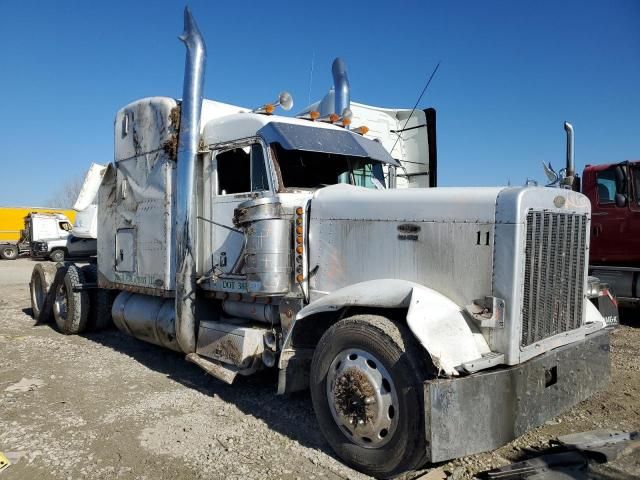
[0,258,638,479]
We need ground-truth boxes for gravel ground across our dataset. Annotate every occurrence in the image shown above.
[0,258,638,479]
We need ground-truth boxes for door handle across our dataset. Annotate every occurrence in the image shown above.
[593,226,602,237]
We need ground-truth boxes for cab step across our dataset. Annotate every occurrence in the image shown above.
[186,353,239,385]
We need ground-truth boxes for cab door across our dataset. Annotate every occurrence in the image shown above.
[210,142,272,274]
[625,163,640,264]
[591,163,629,262]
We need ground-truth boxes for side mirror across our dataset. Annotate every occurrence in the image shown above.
[615,193,627,208]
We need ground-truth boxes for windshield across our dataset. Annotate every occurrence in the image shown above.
[271,143,386,191]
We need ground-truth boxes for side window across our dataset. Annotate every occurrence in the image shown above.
[217,144,270,195]
[596,167,625,205]
[217,147,250,194]
[351,163,385,189]
[352,164,375,188]
[251,144,269,191]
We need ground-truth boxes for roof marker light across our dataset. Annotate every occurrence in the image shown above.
[295,110,320,121]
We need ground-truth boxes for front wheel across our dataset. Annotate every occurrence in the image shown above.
[0,245,18,260]
[49,249,65,263]
[310,314,433,479]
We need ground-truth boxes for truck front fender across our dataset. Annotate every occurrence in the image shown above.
[294,279,490,376]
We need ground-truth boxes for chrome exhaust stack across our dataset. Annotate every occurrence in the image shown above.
[175,7,207,353]
[332,57,351,117]
[563,121,575,189]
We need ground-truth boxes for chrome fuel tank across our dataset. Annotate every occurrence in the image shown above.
[111,291,181,351]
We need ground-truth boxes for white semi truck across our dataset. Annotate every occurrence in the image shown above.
[0,212,74,260]
[29,163,105,262]
[29,9,612,478]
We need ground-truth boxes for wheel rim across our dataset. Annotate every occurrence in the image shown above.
[3,247,16,258]
[32,274,45,311]
[326,348,399,448]
[52,251,63,261]
[53,282,68,321]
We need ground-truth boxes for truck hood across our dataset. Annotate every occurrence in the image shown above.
[310,184,503,223]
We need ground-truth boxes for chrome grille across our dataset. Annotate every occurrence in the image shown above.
[521,210,588,347]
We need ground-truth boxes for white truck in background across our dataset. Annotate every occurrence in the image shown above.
[0,212,73,260]
[29,9,613,478]
[30,163,105,262]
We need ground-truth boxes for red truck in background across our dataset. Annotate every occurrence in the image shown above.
[545,123,635,316]
[583,160,640,306]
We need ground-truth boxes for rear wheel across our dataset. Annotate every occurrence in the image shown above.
[53,264,89,334]
[0,245,18,260]
[30,263,61,323]
[81,264,115,331]
[310,314,432,479]
[50,249,65,263]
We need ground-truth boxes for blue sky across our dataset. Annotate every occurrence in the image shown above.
[0,0,638,206]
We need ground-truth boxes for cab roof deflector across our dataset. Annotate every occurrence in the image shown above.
[258,122,399,166]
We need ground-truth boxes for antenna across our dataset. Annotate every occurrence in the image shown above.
[307,51,315,106]
[390,61,441,157]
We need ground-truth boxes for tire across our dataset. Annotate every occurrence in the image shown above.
[29,263,61,323]
[52,264,89,334]
[81,264,115,331]
[1,245,19,260]
[49,249,65,263]
[310,314,433,479]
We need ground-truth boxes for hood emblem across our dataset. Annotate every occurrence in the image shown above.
[397,223,420,233]
[553,196,566,208]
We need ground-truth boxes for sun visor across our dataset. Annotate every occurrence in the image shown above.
[258,122,399,166]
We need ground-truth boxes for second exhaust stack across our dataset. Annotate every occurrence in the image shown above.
[563,121,575,189]
[332,58,350,116]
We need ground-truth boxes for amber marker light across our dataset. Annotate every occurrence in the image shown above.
[309,110,320,120]
[296,274,304,283]
[296,226,303,234]
[296,246,304,254]
[296,207,303,215]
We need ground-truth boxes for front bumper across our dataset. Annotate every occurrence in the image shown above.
[30,241,49,257]
[424,329,610,463]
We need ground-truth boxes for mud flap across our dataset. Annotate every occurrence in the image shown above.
[423,329,610,463]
